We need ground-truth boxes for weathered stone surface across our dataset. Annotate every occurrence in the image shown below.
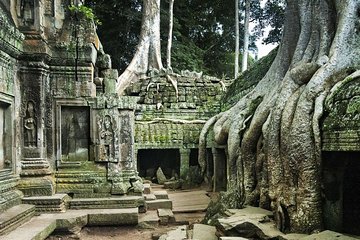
[68,196,144,210]
[146,199,173,210]
[157,167,168,184]
[139,210,160,225]
[0,204,36,236]
[22,194,70,213]
[158,208,175,225]
[192,224,217,240]
[217,206,283,239]
[158,225,187,240]
[164,180,183,190]
[144,183,152,194]
[154,190,169,199]
[87,208,138,226]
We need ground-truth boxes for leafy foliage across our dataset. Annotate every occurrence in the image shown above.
[68,4,102,25]
[85,0,284,78]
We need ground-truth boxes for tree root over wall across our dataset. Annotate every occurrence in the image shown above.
[199,0,360,233]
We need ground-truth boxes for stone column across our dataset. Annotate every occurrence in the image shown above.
[179,148,190,180]
[17,62,53,197]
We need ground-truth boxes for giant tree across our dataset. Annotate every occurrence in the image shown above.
[200,0,360,233]
[116,0,163,94]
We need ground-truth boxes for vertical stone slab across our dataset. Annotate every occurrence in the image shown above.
[179,148,190,180]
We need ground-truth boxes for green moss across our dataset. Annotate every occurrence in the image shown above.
[221,48,277,111]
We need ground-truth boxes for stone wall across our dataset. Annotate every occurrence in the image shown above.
[0,0,142,202]
[0,1,24,212]
[126,71,228,184]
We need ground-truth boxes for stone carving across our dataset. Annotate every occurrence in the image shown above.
[97,115,119,162]
[20,0,35,25]
[24,101,37,148]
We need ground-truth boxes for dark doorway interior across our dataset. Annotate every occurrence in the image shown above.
[322,151,360,235]
[343,153,360,235]
[137,149,180,181]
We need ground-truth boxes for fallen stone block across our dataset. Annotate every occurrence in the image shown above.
[217,206,284,239]
[164,180,182,190]
[157,167,168,185]
[193,224,217,240]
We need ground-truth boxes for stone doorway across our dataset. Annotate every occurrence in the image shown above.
[137,149,180,182]
[322,151,360,235]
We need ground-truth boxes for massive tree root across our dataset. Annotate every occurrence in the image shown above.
[200,0,360,233]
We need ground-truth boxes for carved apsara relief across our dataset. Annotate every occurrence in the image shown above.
[24,101,37,148]
[96,114,119,163]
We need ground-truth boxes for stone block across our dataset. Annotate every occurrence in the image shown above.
[87,208,138,226]
[100,69,119,79]
[158,208,175,225]
[22,194,70,213]
[139,210,159,225]
[146,199,172,210]
[143,183,152,194]
[145,194,156,201]
[104,77,116,94]
[193,224,217,240]
[153,190,169,199]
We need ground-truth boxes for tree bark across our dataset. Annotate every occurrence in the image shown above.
[200,0,360,233]
[117,0,163,95]
[167,0,174,69]
[241,0,250,72]
[235,0,240,78]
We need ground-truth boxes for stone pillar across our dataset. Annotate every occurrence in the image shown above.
[179,148,190,180]
[17,63,53,197]
[212,148,227,192]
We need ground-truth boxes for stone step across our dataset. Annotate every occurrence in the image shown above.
[153,190,169,199]
[2,208,139,240]
[22,194,71,213]
[68,196,144,210]
[193,224,217,240]
[158,208,175,225]
[146,199,172,210]
[139,210,160,225]
[144,193,156,200]
[0,204,36,236]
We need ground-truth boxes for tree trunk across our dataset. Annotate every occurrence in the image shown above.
[235,0,240,79]
[117,0,163,95]
[167,0,174,69]
[200,0,360,233]
[241,0,250,72]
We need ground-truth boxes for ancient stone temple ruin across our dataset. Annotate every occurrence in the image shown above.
[0,0,360,239]
[0,0,229,238]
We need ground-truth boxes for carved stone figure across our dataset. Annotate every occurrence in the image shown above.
[20,0,35,25]
[24,101,37,147]
[97,115,118,162]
